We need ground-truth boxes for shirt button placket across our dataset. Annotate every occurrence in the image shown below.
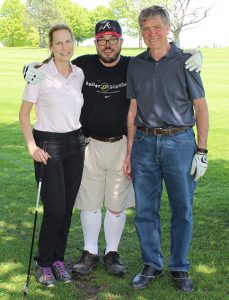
[66,81,69,93]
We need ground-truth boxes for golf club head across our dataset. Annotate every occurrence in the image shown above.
[23,283,28,295]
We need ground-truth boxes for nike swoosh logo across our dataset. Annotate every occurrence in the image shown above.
[105,95,111,99]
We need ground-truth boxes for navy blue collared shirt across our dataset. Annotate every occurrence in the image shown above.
[127,43,205,128]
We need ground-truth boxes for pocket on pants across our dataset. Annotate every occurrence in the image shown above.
[69,134,85,150]
[35,139,66,158]
[134,129,145,142]
[172,129,195,143]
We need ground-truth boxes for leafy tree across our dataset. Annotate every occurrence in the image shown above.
[57,0,92,46]
[89,5,115,37]
[0,0,29,46]
[110,0,161,47]
[69,4,91,45]
[57,1,115,45]
[26,0,62,48]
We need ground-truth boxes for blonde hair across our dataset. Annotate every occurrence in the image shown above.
[42,24,74,64]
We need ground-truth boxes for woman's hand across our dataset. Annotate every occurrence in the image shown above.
[28,144,51,164]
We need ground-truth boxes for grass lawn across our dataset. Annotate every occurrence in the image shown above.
[0,46,228,300]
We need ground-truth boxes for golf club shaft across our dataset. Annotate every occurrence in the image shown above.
[24,211,38,294]
[24,143,47,295]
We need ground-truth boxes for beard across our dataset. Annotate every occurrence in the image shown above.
[97,47,121,64]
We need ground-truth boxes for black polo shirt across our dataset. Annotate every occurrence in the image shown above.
[127,43,205,128]
[72,55,131,137]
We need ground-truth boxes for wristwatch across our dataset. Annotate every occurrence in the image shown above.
[196,147,208,154]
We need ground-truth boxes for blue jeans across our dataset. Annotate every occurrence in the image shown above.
[131,128,196,271]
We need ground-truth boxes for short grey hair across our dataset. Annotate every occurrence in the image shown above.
[138,5,170,28]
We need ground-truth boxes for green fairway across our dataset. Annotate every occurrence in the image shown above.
[0,46,228,300]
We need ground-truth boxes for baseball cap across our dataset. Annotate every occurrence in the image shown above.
[95,20,122,39]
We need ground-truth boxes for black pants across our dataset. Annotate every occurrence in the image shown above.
[33,129,85,267]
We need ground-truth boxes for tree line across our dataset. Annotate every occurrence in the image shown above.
[0,0,211,47]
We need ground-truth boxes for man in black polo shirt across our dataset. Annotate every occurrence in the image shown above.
[71,20,134,277]
[24,20,202,278]
[123,6,208,292]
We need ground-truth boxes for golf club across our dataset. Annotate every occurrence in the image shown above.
[23,143,47,296]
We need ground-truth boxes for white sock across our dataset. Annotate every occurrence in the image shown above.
[104,209,126,254]
[80,209,102,255]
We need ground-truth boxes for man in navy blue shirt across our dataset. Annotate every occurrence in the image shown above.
[123,5,208,292]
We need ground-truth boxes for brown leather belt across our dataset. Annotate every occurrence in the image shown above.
[91,135,123,143]
[137,126,191,135]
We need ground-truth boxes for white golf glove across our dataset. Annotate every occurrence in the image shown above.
[23,62,44,84]
[184,49,202,72]
[190,151,208,181]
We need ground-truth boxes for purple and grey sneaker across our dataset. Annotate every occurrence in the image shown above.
[52,261,72,283]
[34,263,56,287]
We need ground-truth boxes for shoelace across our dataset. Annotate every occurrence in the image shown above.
[53,261,66,275]
[178,272,188,278]
[41,267,54,279]
[106,252,121,264]
[173,271,188,278]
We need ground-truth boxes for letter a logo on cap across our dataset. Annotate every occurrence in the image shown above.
[95,20,122,39]
[102,22,111,30]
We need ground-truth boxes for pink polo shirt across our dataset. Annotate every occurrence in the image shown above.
[22,58,84,133]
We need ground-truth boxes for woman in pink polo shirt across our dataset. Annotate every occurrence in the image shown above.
[19,24,85,287]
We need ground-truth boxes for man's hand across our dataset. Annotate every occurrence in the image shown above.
[184,49,202,72]
[190,152,208,181]
[23,62,44,84]
[123,154,132,180]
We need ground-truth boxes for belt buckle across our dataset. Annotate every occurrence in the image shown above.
[154,128,164,136]
[109,137,116,142]
[110,136,122,142]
